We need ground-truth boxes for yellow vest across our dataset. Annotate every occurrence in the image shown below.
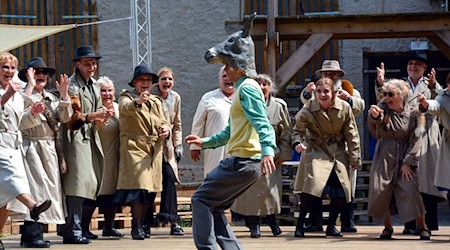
[227,78,262,159]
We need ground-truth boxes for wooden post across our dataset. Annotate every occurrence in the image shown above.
[46,0,56,71]
[267,0,277,80]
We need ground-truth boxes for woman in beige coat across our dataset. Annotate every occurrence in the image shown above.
[150,67,184,235]
[114,64,169,240]
[231,74,291,238]
[15,57,72,248]
[80,76,124,239]
[292,77,361,238]
[368,78,430,240]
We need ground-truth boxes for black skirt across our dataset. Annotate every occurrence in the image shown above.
[113,189,155,205]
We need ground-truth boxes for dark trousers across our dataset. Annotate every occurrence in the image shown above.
[307,198,355,228]
[21,221,44,243]
[62,196,84,239]
[192,157,260,250]
[158,161,179,223]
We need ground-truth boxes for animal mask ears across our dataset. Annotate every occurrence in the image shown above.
[242,13,256,38]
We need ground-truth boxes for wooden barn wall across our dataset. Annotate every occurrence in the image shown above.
[244,0,339,94]
[0,0,98,78]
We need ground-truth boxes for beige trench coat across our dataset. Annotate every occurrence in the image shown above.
[292,98,361,203]
[151,85,181,183]
[116,89,167,192]
[61,73,104,200]
[0,90,32,211]
[375,77,445,199]
[422,89,450,190]
[97,102,120,195]
[367,102,425,223]
[13,91,72,223]
[231,96,292,216]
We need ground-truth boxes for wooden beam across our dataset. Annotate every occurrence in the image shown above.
[275,33,332,88]
[428,30,450,60]
[226,12,450,40]
[267,0,277,80]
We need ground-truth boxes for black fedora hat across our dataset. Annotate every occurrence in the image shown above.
[128,64,158,87]
[18,57,56,82]
[405,51,432,69]
[72,45,101,61]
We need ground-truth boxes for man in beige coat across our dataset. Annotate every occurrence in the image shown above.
[61,45,112,244]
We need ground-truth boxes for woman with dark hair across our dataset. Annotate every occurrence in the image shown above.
[292,77,361,238]
[13,57,72,248]
[114,64,169,240]
[368,78,430,240]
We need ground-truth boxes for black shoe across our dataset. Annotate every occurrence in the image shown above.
[250,224,260,238]
[30,200,52,221]
[270,224,282,236]
[294,225,305,238]
[82,230,98,240]
[102,228,124,237]
[341,226,357,233]
[170,224,184,236]
[62,236,91,244]
[20,239,51,248]
[326,226,343,237]
[304,225,323,232]
[402,228,417,235]
[419,228,431,240]
[142,225,151,235]
[131,228,145,240]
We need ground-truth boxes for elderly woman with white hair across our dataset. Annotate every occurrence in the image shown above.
[368,78,430,240]
[231,74,291,238]
[80,76,124,238]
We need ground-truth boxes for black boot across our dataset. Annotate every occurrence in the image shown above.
[267,215,282,236]
[248,216,261,238]
[295,225,304,237]
[326,225,343,237]
[20,221,50,248]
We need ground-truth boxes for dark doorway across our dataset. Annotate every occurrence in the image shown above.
[362,51,450,160]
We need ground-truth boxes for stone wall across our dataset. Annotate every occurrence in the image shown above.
[97,0,240,182]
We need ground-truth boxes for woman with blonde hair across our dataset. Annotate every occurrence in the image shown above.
[0,52,52,247]
[149,66,184,235]
[368,78,430,240]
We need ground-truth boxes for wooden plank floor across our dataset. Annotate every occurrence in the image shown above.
[2,226,450,249]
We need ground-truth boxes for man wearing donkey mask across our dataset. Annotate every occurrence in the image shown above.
[184,14,276,250]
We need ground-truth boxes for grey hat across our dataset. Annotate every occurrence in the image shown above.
[315,60,346,76]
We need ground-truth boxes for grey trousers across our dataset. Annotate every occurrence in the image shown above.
[192,157,261,250]
[62,196,84,239]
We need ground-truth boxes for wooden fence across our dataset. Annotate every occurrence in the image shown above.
[0,0,98,77]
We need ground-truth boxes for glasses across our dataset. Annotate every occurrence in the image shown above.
[160,77,173,81]
[383,91,396,97]
[35,69,47,75]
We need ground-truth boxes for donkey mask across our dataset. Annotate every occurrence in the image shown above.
[205,14,257,78]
